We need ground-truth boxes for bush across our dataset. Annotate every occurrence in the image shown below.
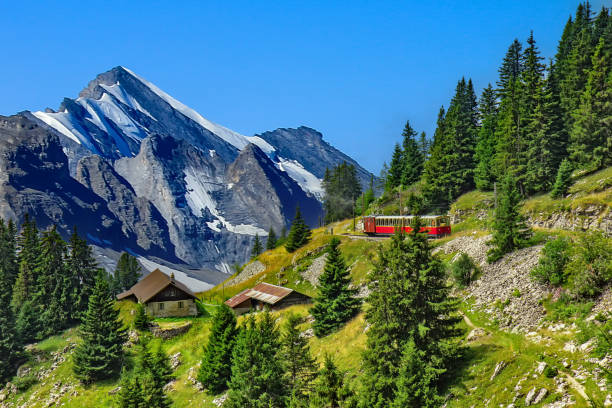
[531,237,571,286]
[566,232,612,299]
[134,303,151,331]
[195,300,210,318]
[544,366,558,378]
[13,373,37,391]
[451,253,478,288]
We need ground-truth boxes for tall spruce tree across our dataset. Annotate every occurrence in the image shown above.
[310,355,346,408]
[13,215,40,312]
[73,273,126,383]
[36,226,70,336]
[0,254,22,383]
[198,304,238,394]
[311,238,361,337]
[113,252,141,293]
[286,206,311,253]
[569,36,612,169]
[280,314,318,402]
[551,159,574,198]
[487,174,532,262]
[323,162,362,223]
[0,220,18,289]
[67,227,98,320]
[386,143,403,191]
[361,220,462,407]
[252,234,263,257]
[267,227,278,250]
[400,120,424,187]
[474,84,499,190]
[225,312,287,408]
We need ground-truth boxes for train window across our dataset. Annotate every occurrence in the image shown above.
[439,217,448,226]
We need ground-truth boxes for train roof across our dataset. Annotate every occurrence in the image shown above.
[367,215,448,219]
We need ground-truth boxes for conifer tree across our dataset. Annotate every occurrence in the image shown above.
[400,120,424,187]
[487,174,532,262]
[386,143,403,190]
[569,37,611,169]
[474,84,499,190]
[36,226,70,336]
[15,300,39,344]
[0,258,21,383]
[134,303,151,331]
[198,304,238,394]
[418,131,430,159]
[113,252,141,293]
[0,220,18,289]
[361,220,462,407]
[310,355,346,408]
[323,162,362,223]
[225,312,287,408]
[73,274,126,383]
[252,234,263,257]
[551,159,574,199]
[391,339,443,408]
[286,206,311,253]
[267,227,278,250]
[280,314,318,402]
[67,227,98,320]
[13,215,40,311]
[311,238,361,337]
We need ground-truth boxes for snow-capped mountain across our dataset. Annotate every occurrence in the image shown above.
[1,66,372,285]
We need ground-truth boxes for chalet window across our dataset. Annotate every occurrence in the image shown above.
[159,303,164,310]
[178,301,184,309]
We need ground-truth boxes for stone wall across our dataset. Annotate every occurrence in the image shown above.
[146,299,197,318]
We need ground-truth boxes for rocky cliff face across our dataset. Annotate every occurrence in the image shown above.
[0,66,372,280]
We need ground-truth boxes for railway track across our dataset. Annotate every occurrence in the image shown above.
[339,233,389,241]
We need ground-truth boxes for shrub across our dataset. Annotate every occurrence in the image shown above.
[544,366,558,378]
[13,373,37,391]
[531,237,571,286]
[134,303,151,331]
[566,232,612,299]
[451,253,478,287]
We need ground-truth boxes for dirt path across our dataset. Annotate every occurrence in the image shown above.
[463,313,476,329]
[562,371,593,406]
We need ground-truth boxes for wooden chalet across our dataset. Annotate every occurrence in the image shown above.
[224,282,312,315]
[117,269,198,317]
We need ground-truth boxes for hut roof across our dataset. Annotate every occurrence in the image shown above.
[117,269,197,303]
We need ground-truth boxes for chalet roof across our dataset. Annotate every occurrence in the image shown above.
[224,289,251,308]
[117,269,197,303]
[225,282,298,308]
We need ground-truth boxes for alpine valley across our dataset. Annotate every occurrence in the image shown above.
[0,66,373,289]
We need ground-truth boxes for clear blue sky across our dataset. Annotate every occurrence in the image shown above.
[1,1,606,173]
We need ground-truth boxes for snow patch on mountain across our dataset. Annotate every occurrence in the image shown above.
[32,111,98,152]
[121,66,250,150]
[277,158,324,199]
[99,82,156,120]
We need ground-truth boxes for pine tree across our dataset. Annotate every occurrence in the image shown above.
[361,220,463,407]
[551,159,574,198]
[418,131,430,159]
[117,372,143,408]
[569,37,612,169]
[15,300,39,344]
[391,339,443,408]
[73,273,126,383]
[280,314,317,401]
[286,206,311,253]
[487,174,532,263]
[323,162,362,223]
[113,252,141,293]
[386,143,403,190]
[0,219,18,289]
[11,258,36,312]
[13,215,40,312]
[310,355,345,408]
[311,238,361,337]
[252,234,263,257]
[198,304,238,394]
[400,120,424,187]
[0,254,22,383]
[36,226,70,336]
[267,227,278,250]
[474,84,499,190]
[225,312,287,408]
[67,227,98,320]
[134,303,151,331]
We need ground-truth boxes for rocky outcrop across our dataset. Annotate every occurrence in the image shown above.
[256,126,373,190]
[526,205,611,235]
[227,260,266,286]
[76,155,175,259]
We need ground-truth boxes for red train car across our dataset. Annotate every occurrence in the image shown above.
[362,215,451,238]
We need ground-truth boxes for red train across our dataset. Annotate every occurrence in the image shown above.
[362,215,451,238]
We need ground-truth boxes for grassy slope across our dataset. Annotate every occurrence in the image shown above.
[4,168,611,407]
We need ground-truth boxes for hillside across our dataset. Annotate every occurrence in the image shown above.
[1,168,610,408]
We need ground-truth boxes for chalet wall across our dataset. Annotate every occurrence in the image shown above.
[146,299,197,317]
